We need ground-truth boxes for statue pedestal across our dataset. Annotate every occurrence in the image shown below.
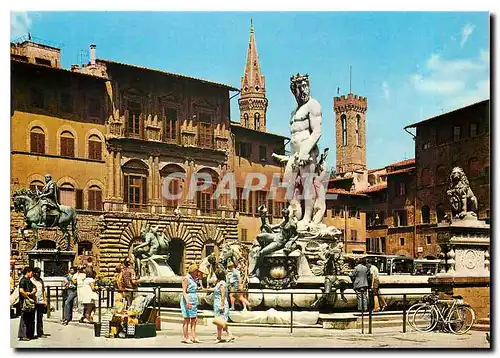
[435,217,490,277]
[431,217,490,329]
[139,256,176,277]
[27,249,76,287]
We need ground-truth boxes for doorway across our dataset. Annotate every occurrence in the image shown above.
[168,238,185,275]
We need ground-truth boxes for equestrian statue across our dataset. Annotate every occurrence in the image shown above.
[12,174,78,251]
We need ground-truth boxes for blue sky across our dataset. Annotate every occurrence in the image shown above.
[11,11,490,171]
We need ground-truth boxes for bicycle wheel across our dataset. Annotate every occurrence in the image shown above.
[448,305,475,335]
[407,302,427,330]
[413,304,438,332]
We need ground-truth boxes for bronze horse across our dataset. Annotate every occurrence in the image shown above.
[12,189,78,250]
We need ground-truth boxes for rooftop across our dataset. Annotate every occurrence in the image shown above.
[11,58,106,81]
[97,59,238,91]
[355,182,387,194]
[230,121,289,140]
[389,158,415,168]
[404,99,489,129]
[381,167,415,177]
[327,188,368,197]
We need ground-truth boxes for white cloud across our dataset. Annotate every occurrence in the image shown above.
[460,23,475,48]
[411,51,488,96]
[382,81,390,101]
[410,49,489,111]
[411,74,464,95]
[446,79,489,110]
[11,11,32,40]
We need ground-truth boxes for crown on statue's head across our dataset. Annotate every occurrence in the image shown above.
[290,73,309,84]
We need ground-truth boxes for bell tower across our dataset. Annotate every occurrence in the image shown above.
[333,93,368,174]
[238,21,268,132]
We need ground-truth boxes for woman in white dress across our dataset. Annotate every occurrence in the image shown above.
[79,271,99,323]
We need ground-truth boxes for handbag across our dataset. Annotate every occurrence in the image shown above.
[212,316,227,329]
[22,297,35,312]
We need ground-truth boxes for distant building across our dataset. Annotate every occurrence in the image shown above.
[403,99,490,258]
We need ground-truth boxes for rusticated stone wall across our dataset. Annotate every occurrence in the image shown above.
[98,211,238,278]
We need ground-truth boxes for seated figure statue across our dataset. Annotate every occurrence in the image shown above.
[249,202,299,278]
[133,225,171,277]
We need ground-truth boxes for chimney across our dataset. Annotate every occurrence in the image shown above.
[90,44,96,66]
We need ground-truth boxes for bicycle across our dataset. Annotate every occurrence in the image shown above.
[412,294,475,335]
[407,295,435,330]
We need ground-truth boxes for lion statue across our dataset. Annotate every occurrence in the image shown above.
[446,167,478,219]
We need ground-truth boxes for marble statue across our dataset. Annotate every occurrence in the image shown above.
[277,73,326,231]
[447,167,478,219]
[133,225,172,277]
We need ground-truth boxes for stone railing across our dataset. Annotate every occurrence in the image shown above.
[103,201,237,219]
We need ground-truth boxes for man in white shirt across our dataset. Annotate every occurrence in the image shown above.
[369,262,387,311]
[31,267,48,338]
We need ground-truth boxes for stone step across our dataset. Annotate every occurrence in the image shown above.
[472,324,490,332]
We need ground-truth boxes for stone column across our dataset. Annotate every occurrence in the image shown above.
[108,151,115,198]
[148,156,153,205]
[154,156,160,202]
[115,151,122,200]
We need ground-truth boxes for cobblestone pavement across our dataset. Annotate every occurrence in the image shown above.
[11,318,490,349]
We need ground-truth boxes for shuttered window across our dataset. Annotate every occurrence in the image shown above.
[124,175,147,211]
[60,131,75,157]
[59,183,76,207]
[88,135,102,160]
[88,186,103,211]
[198,114,213,148]
[30,127,45,154]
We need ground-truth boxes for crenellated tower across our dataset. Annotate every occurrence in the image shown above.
[333,93,368,174]
[238,21,268,131]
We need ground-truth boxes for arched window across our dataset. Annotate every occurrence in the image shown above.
[468,157,480,178]
[160,164,186,208]
[341,114,347,146]
[88,135,102,161]
[254,112,260,130]
[30,126,45,154]
[421,168,431,186]
[123,160,149,212]
[244,113,249,128]
[436,165,447,185]
[30,180,44,193]
[195,168,219,215]
[436,204,446,223]
[356,114,361,146]
[60,131,75,157]
[87,185,103,211]
[59,182,76,207]
[421,205,430,224]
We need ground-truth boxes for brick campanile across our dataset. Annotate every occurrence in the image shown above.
[333,93,368,174]
[238,21,268,132]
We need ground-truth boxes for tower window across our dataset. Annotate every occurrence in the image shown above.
[244,113,249,128]
[356,114,361,146]
[254,112,260,130]
[341,114,347,146]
